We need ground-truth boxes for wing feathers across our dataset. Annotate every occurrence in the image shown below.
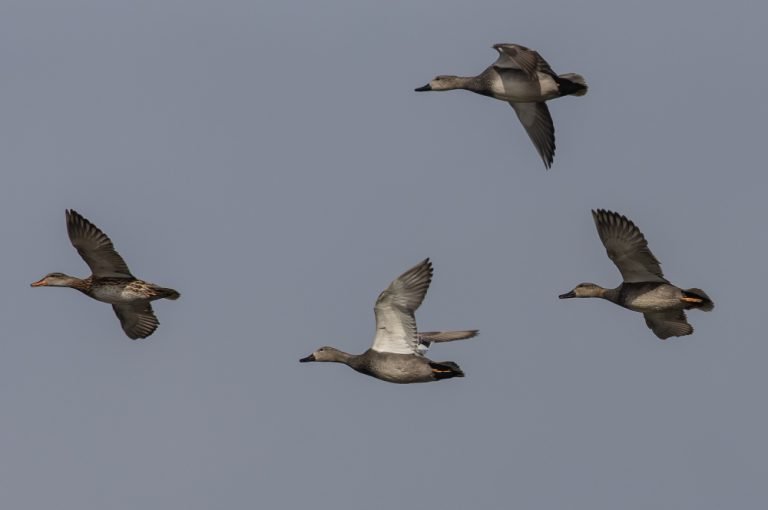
[417,330,479,343]
[510,102,555,169]
[371,259,433,355]
[643,310,693,339]
[416,330,478,355]
[492,43,556,78]
[66,210,133,278]
[112,303,159,339]
[592,209,666,283]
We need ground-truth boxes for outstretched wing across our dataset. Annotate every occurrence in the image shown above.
[592,209,667,283]
[492,43,556,79]
[643,310,692,339]
[66,209,133,278]
[416,330,479,355]
[371,259,433,355]
[510,102,555,169]
[112,303,159,339]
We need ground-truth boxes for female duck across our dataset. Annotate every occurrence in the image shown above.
[415,43,587,169]
[559,209,713,339]
[31,209,180,339]
[300,258,478,383]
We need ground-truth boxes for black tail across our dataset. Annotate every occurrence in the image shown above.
[555,73,588,97]
[160,287,181,300]
[429,361,465,380]
[682,288,714,311]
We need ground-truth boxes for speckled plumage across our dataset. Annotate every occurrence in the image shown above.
[31,210,180,339]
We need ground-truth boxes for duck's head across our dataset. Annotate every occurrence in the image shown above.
[559,282,605,299]
[299,346,346,363]
[415,75,463,92]
[30,272,78,288]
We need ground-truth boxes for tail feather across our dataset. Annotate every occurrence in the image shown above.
[683,288,714,311]
[429,361,464,380]
[160,287,181,300]
[557,73,588,97]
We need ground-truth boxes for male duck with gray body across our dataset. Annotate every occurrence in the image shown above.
[559,209,713,339]
[415,43,587,169]
[300,258,477,383]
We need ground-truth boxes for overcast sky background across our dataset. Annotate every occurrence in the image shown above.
[1,1,766,509]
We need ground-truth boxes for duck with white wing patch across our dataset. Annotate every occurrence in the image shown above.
[300,258,478,383]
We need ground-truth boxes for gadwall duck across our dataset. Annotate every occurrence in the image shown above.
[415,43,587,169]
[559,209,713,339]
[31,210,180,339]
[300,258,477,383]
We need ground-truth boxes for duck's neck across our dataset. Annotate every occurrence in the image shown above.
[578,285,621,303]
[65,276,93,294]
[601,286,622,304]
[328,349,354,365]
[450,75,486,93]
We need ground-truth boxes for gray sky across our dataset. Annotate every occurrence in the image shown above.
[2,1,766,508]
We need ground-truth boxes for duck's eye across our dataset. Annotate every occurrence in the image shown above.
[435,77,441,81]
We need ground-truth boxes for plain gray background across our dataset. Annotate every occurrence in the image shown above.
[2,1,766,508]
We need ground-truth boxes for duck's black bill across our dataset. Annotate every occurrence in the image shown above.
[414,84,432,92]
[299,354,315,363]
[558,291,576,299]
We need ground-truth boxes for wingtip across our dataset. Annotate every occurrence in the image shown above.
[65,208,87,228]
[592,208,626,225]
[416,257,434,277]
[423,258,434,283]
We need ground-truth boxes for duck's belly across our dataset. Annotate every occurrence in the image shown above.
[622,284,682,313]
[355,356,433,384]
[90,285,148,304]
[489,72,559,102]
